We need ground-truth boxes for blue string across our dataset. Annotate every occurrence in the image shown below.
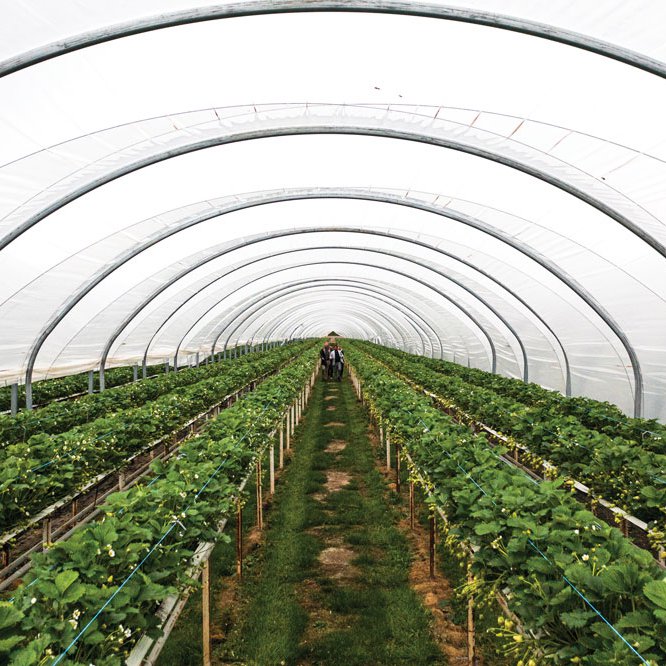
[527,539,650,665]
[377,383,651,665]
[49,403,271,663]
[52,524,177,665]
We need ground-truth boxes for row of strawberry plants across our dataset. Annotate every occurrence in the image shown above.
[375,341,665,448]
[355,341,666,531]
[0,343,311,536]
[0,347,287,446]
[0,364,164,413]
[347,343,666,665]
[0,349,317,665]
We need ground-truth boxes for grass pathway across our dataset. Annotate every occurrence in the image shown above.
[216,377,446,665]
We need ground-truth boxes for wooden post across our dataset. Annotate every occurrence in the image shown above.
[71,498,78,518]
[386,433,391,471]
[467,564,476,666]
[429,513,436,579]
[409,481,415,530]
[269,441,275,494]
[396,443,401,493]
[279,424,284,469]
[118,470,126,491]
[286,411,291,451]
[202,558,211,666]
[256,459,263,530]
[42,518,51,548]
[3,543,10,568]
[236,500,243,578]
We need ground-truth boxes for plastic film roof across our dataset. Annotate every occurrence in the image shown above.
[0,1,665,420]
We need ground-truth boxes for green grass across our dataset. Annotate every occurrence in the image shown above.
[160,376,445,665]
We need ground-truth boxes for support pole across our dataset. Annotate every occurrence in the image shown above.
[25,380,32,411]
[202,558,211,666]
[10,384,18,416]
[42,518,52,548]
[236,500,243,578]
[467,564,476,666]
[429,513,436,579]
[269,441,275,494]
[396,443,401,494]
[279,424,284,469]
[286,412,291,451]
[142,359,147,379]
[88,369,94,394]
[133,364,138,382]
[409,481,415,530]
[256,458,263,530]
[386,432,391,471]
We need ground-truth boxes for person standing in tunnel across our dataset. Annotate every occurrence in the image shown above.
[320,340,330,380]
[330,343,343,381]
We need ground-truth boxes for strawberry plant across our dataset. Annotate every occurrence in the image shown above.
[3,350,317,664]
[348,343,666,664]
[0,343,311,536]
[355,341,666,535]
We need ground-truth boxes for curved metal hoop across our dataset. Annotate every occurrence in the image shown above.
[1,1,664,79]
[208,283,437,359]
[99,251,500,380]
[171,278,443,363]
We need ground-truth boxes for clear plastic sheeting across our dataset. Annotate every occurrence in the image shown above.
[0,1,664,420]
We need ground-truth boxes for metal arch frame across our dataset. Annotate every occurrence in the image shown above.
[268,303,395,349]
[10,150,644,414]
[139,229,459,368]
[1,0,664,78]
[21,191,578,397]
[99,251,498,384]
[237,295,419,354]
[114,204,568,376]
[3,124,665,263]
[171,278,443,364]
[21,197,574,404]
[245,282,442,358]
[264,305,399,350]
[100,244,515,379]
[210,285,433,360]
[19,176,643,409]
[174,272,450,365]
[261,301,410,351]
[244,293,426,355]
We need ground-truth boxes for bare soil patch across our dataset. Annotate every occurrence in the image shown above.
[324,396,336,401]
[325,439,347,453]
[400,516,468,661]
[325,471,351,493]
[326,405,336,411]
[318,546,358,580]
[324,421,345,427]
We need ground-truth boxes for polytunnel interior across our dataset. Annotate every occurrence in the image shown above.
[1,1,665,423]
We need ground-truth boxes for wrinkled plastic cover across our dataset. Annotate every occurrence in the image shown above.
[0,1,665,419]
